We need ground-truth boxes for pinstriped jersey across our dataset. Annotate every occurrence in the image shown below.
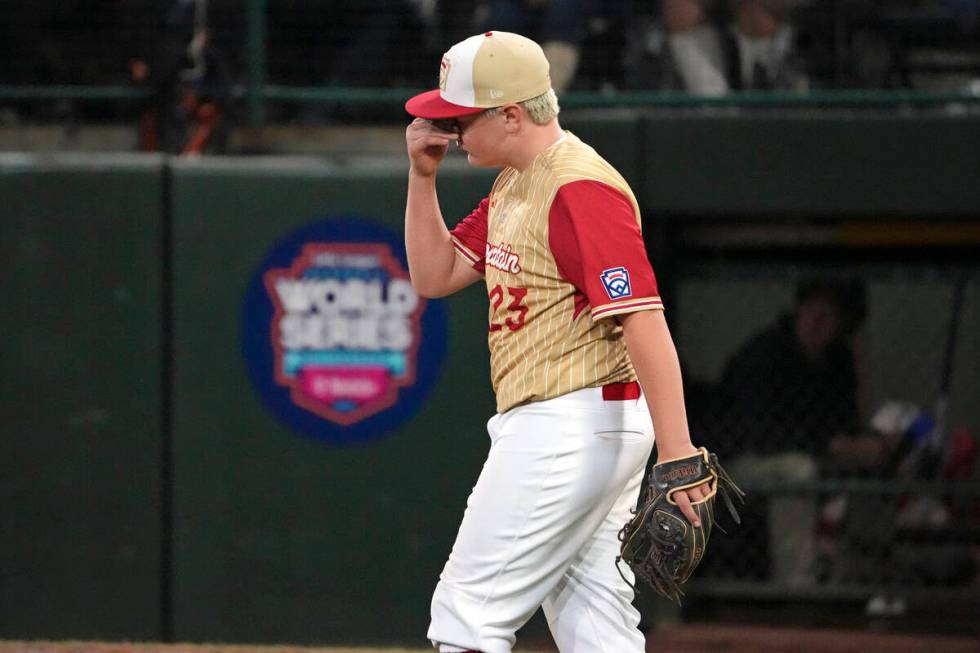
[450,132,663,413]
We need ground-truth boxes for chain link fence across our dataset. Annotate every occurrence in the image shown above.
[3,1,980,125]
[673,263,980,606]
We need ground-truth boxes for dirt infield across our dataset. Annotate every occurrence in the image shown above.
[0,647,483,653]
[0,646,442,653]
[2,625,978,653]
[650,624,980,652]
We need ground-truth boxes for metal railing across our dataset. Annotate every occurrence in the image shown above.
[3,84,979,125]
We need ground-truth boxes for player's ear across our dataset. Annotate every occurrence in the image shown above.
[501,104,523,133]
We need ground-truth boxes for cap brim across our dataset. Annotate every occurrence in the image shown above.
[405,89,487,119]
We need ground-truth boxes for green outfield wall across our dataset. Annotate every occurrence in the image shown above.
[167,158,497,643]
[0,154,165,640]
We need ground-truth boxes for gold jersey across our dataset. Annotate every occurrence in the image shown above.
[451,132,664,413]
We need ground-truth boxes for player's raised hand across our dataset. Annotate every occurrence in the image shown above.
[406,118,458,178]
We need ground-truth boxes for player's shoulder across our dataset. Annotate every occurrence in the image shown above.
[545,132,629,189]
[490,166,519,194]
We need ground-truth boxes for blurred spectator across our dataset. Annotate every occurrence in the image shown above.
[130,0,230,154]
[712,278,867,586]
[324,0,433,88]
[473,0,597,92]
[5,0,979,128]
[660,0,807,94]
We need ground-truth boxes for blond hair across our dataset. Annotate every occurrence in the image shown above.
[485,88,560,125]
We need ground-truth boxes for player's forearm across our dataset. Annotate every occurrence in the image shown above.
[405,170,458,297]
[621,310,697,461]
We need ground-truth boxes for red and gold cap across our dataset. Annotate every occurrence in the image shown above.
[405,31,552,119]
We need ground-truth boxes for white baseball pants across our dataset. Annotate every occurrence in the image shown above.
[428,386,655,653]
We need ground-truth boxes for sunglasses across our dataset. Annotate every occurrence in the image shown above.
[427,111,489,136]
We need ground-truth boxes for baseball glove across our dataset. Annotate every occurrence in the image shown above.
[617,447,744,602]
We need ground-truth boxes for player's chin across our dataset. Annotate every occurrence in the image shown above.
[465,152,498,168]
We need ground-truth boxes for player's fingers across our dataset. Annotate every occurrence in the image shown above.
[407,118,458,141]
[409,132,456,154]
[672,490,702,527]
[406,117,430,133]
[423,133,458,147]
[686,480,711,503]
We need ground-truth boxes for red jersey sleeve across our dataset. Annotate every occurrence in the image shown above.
[548,180,663,321]
[449,196,488,274]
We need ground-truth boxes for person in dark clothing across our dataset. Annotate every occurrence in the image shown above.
[723,283,861,459]
[131,0,230,154]
[660,0,807,94]
[719,279,866,586]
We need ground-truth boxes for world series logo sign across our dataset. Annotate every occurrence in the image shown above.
[265,242,421,425]
[242,216,447,444]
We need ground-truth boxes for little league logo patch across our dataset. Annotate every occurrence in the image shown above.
[600,267,632,299]
[242,217,447,444]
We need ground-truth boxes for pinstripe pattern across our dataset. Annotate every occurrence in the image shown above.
[451,238,481,266]
[484,132,660,413]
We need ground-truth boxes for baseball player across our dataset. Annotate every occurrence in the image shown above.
[404,31,710,653]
